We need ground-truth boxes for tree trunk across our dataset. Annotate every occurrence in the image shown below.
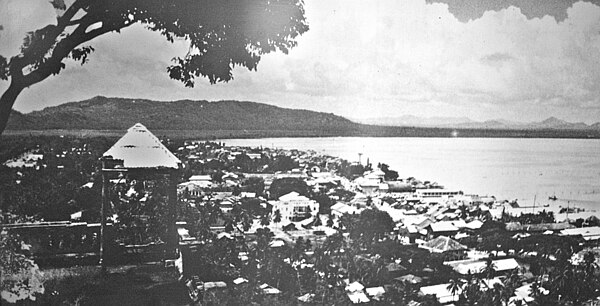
[0,82,24,135]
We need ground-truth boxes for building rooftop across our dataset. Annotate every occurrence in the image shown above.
[429,221,459,232]
[422,236,467,253]
[278,191,311,202]
[560,226,600,240]
[419,283,460,304]
[102,123,181,169]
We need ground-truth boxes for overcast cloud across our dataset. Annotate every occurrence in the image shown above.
[1,0,600,123]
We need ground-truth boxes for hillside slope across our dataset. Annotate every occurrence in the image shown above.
[7,96,359,131]
[6,96,600,139]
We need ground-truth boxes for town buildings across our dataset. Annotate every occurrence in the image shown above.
[270,191,319,223]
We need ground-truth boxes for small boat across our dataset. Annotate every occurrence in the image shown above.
[548,195,558,201]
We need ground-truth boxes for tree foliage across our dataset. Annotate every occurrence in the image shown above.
[379,163,399,181]
[269,177,310,199]
[266,155,299,172]
[0,232,45,304]
[348,209,395,245]
[0,135,112,221]
[241,177,265,195]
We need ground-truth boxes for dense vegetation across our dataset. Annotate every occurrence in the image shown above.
[7,97,359,131]
[0,136,114,222]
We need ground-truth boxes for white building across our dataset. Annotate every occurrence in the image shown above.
[188,175,213,188]
[272,192,319,222]
[419,283,460,304]
[178,181,204,198]
[4,152,44,168]
[409,189,463,204]
[330,202,363,218]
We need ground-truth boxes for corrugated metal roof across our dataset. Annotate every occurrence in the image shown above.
[429,221,459,232]
[418,283,459,304]
[423,236,467,252]
[561,226,600,240]
[450,258,520,275]
[102,123,181,169]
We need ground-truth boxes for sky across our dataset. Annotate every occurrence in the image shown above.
[1,0,600,123]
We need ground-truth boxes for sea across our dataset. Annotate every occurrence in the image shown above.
[222,137,600,216]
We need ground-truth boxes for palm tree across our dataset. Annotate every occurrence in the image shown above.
[481,257,497,279]
[500,269,521,304]
[260,214,270,227]
[447,279,463,300]
[273,209,282,229]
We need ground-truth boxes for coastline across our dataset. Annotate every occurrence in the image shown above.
[223,137,600,218]
[4,127,600,139]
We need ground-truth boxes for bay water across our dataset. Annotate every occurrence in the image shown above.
[223,137,600,214]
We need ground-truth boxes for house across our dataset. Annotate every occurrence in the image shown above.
[188,175,213,188]
[272,192,319,222]
[411,189,463,205]
[512,283,548,303]
[297,293,315,303]
[4,152,44,168]
[445,258,520,275]
[246,153,262,160]
[506,222,574,233]
[347,291,370,304]
[330,202,362,218]
[311,176,339,191]
[365,286,386,300]
[560,226,600,241]
[419,283,460,304]
[385,262,408,278]
[218,198,236,213]
[465,220,484,230]
[240,192,256,198]
[394,274,423,285]
[178,181,204,198]
[346,281,370,304]
[259,283,281,295]
[427,221,459,238]
[421,236,467,253]
[356,178,380,195]
[364,169,385,183]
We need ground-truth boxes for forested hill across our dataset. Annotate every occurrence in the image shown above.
[6,96,359,131]
[6,96,600,139]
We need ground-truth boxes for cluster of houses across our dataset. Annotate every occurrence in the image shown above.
[3,150,44,169]
[172,138,600,304]
[3,142,95,171]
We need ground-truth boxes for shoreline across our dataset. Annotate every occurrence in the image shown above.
[4,128,600,140]
[221,138,600,218]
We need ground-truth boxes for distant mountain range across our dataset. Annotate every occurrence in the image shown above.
[354,115,600,130]
[5,96,600,139]
[7,96,359,131]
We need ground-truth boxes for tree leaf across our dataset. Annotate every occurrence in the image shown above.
[0,55,8,80]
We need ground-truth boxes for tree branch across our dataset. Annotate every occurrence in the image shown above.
[20,17,135,88]
[66,18,86,26]
[56,0,88,29]
[9,0,90,84]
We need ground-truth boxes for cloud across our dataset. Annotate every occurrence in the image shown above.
[427,0,600,22]
[0,0,55,56]
[255,0,600,122]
